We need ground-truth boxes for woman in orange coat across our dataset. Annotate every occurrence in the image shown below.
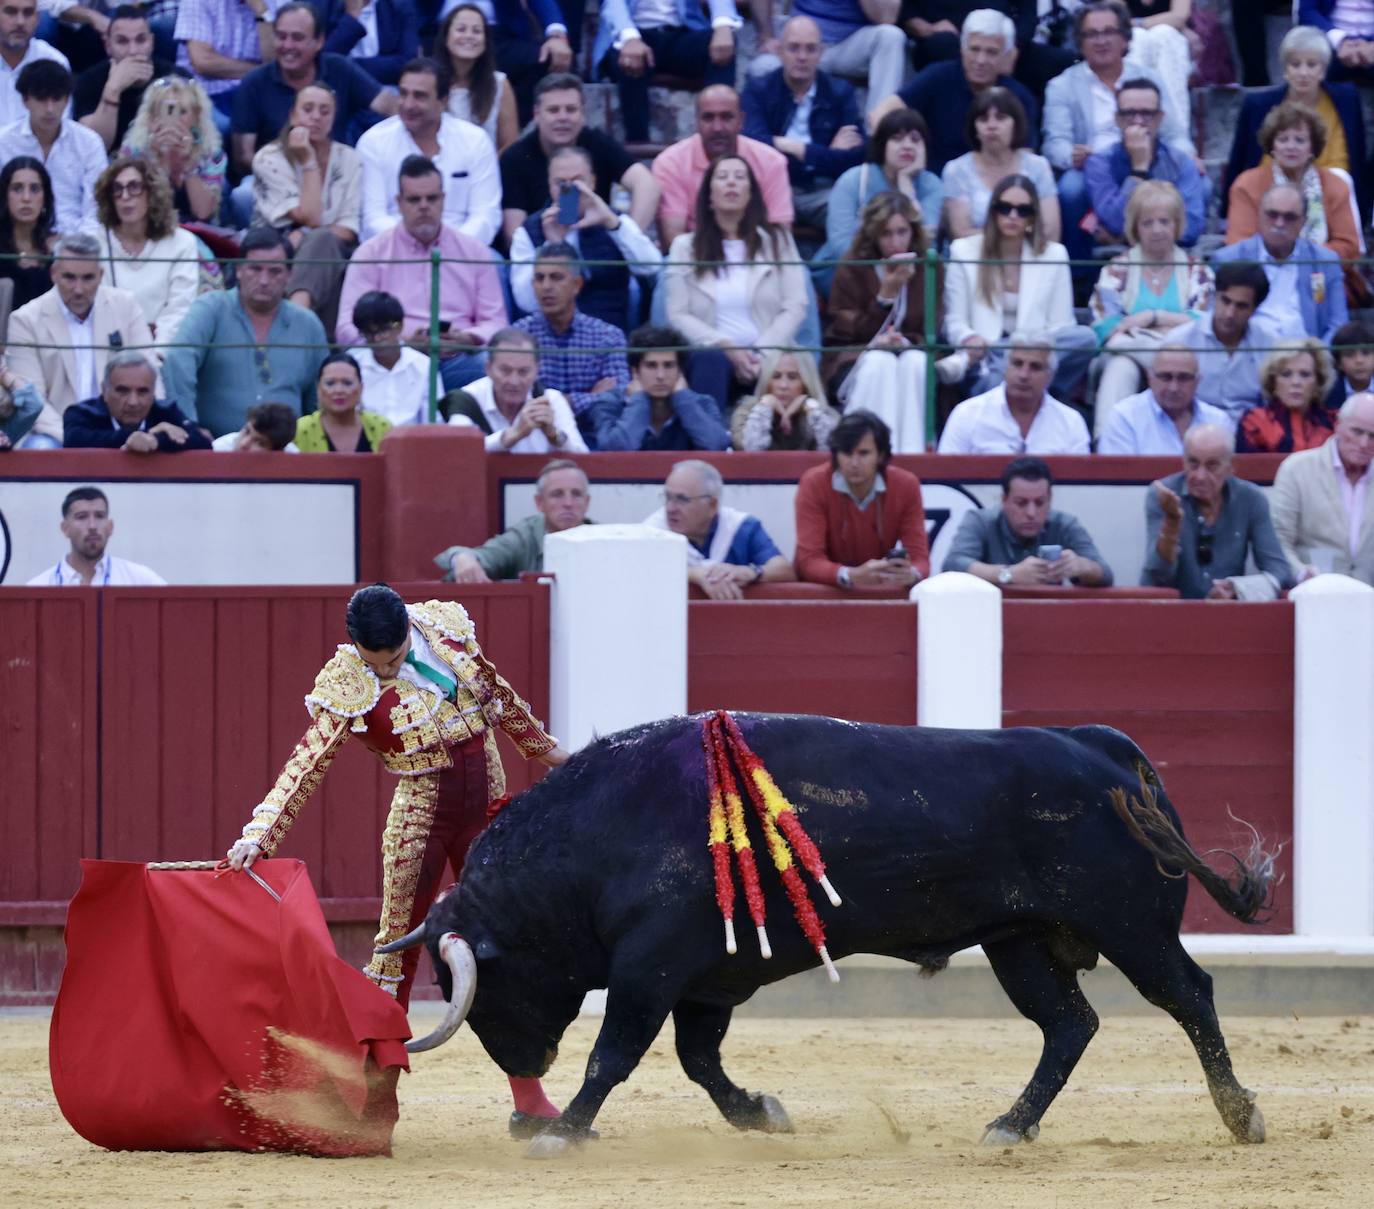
[1226,101,1360,262]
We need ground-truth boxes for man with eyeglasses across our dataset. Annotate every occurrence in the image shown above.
[644,458,794,599]
[1097,342,1232,455]
[1042,1,1194,267]
[1143,423,1293,600]
[1270,391,1374,586]
[1083,76,1206,246]
[347,289,430,427]
[163,226,329,438]
[1212,182,1348,343]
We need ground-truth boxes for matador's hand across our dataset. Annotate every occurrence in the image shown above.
[226,839,262,870]
[538,745,571,768]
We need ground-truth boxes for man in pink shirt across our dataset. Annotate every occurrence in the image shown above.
[337,153,508,390]
[651,84,794,249]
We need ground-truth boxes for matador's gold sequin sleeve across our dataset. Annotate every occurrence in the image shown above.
[239,712,352,855]
[472,644,558,759]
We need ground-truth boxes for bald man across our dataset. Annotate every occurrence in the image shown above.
[1143,424,1294,600]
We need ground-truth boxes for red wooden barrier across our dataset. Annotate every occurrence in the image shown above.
[688,601,917,723]
[1003,601,1295,933]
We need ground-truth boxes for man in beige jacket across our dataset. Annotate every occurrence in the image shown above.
[1270,392,1374,586]
[7,231,154,447]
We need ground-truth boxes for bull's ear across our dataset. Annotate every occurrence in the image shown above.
[474,937,503,962]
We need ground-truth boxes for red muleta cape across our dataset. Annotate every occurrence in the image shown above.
[50,859,411,1156]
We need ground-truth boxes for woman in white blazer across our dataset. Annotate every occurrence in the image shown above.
[943,173,1096,401]
[665,154,809,411]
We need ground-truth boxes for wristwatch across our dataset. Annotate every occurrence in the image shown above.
[996,565,1013,586]
[837,567,853,589]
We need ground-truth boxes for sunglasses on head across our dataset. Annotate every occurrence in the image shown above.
[992,201,1035,219]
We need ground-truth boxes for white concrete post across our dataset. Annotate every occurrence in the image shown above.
[544,524,688,751]
[1292,575,1374,937]
[911,572,1002,729]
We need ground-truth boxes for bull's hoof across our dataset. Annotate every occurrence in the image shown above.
[525,1133,577,1160]
[1243,1104,1266,1144]
[757,1094,795,1134]
[980,1119,1039,1147]
[509,1111,559,1140]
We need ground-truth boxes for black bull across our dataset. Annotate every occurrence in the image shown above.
[384,714,1276,1154]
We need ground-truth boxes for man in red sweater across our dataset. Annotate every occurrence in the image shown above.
[794,410,931,588]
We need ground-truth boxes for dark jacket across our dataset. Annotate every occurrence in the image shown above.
[322,0,419,86]
[1222,81,1369,221]
[740,68,866,188]
[63,397,211,451]
[822,258,935,387]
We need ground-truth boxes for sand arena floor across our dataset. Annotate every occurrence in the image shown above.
[4,1009,1373,1209]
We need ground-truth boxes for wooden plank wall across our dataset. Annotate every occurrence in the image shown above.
[1003,601,1295,932]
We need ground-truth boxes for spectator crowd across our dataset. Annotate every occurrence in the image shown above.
[3,0,1373,594]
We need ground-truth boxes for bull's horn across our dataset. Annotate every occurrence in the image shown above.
[405,933,477,1054]
[374,921,427,954]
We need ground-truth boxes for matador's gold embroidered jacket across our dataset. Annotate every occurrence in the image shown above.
[238,600,556,855]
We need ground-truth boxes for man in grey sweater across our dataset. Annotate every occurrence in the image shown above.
[1143,424,1294,600]
[944,455,1113,587]
[435,459,592,582]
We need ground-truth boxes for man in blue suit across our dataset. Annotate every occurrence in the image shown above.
[322,0,418,86]
[595,0,742,143]
[741,15,866,228]
[1212,182,1349,343]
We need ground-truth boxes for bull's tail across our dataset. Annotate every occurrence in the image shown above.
[1110,767,1279,924]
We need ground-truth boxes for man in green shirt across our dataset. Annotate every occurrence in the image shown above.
[436,459,592,581]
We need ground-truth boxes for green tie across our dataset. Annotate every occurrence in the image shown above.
[404,651,457,701]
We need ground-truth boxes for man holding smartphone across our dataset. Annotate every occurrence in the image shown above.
[945,455,1113,587]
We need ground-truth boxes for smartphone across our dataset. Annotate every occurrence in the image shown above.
[437,320,452,334]
[557,182,580,226]
[1038,544,1063,562]
[885,542,908,563]
[531,378,546,400]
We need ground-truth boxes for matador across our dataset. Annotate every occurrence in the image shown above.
[226,583,569,1135]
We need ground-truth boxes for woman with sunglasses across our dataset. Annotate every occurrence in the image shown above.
[1087,179,1213,436]
[943,174,1096,400]
[942,87,1059,241]
[1237,340,1336,454]
[0,156,57,311]
[86,156,201,345]
[295,353,393,453]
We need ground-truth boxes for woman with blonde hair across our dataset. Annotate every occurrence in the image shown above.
[1087,179,1213,435]
[122,75,226,223]
[824,191,943,454]
[86,156,201,344]
[944,174,1096,401]
[732,349,838,451]
[1224,25,1368,223]
[1227,101,1360,261]
[665,154,809,410]
[1238,340,1336,453]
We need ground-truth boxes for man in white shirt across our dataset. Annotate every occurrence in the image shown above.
[0,58,104,231]
[27,485,167,586]
[355,56,500,243]
[445,326,588,453]
[1097,344,1233,456]
[347,287,430,426]
[0,0,68,127]
[938,333,1091,455]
